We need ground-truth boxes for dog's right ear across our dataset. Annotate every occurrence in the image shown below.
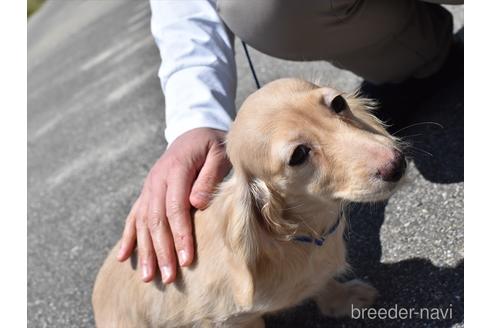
[227,173,296,261]
[227,171,298,255]
[226,171,296,307]
[226,173,263,266]
[225,173,262,309]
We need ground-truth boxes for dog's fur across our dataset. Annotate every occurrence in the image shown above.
[93,78,405,327]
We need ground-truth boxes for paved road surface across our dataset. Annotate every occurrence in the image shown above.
[28,1,464,327]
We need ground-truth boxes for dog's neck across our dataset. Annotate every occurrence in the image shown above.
[283,196,342,239]
[211,174,343,257]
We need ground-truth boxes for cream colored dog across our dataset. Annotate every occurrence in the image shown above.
[93,78,406,327]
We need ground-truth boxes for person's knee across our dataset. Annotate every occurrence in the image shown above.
[217,0,455,84]
[217,0,357,60]
[217,0,415,62]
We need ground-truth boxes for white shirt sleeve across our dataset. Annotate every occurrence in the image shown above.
[149,0,237,145]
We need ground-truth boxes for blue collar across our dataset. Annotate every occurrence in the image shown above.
[292,211,343,246]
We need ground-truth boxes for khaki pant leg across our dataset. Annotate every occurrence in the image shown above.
[217,0,455,84]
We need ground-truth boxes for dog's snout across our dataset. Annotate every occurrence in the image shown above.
[377,149,406,182]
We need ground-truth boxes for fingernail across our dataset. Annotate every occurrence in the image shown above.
[161,266,172,283]
[178,250,189,266]
[142,264,150,280]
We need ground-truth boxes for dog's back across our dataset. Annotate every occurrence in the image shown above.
[93,179,273,327]
[93,200,238,327]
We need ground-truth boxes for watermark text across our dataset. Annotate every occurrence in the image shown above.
[351,304,453,320]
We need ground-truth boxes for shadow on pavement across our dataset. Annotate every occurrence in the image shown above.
[400,73,463,184]
[266,202,464,328]
[393,30,464,184]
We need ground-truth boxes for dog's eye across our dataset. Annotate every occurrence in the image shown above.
[331,95,348,114]
[289,145,311,166]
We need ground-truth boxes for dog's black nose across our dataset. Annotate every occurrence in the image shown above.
[378,149,406,182]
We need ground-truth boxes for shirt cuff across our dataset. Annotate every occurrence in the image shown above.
[162,65,235,145]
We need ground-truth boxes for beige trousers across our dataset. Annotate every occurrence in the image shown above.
[217,0,463,84]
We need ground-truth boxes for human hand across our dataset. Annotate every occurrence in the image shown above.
[117,128,231,283]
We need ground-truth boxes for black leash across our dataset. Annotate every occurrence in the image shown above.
[241,40,261,89]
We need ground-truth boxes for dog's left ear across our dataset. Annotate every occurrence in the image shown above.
[321,87,349,113]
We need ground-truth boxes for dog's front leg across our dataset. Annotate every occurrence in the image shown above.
[314,279,378,318]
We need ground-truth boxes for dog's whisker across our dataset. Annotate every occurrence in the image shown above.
[404,145,434,157]
[393,121,444,135]
[293,214,320,237]
[339,201,351,236]
[399,133,424,140]
[398,140,433,157]
[284,202,306,211]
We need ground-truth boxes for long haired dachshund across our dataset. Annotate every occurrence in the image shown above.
[93,78,406,327]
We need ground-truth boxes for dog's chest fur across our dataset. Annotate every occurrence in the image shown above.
[249,224,347,314]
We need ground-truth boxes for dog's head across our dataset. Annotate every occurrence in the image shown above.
[227,78,406,207]
[224,79,406,304]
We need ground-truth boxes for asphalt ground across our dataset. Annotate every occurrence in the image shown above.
[27,1,464,327]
